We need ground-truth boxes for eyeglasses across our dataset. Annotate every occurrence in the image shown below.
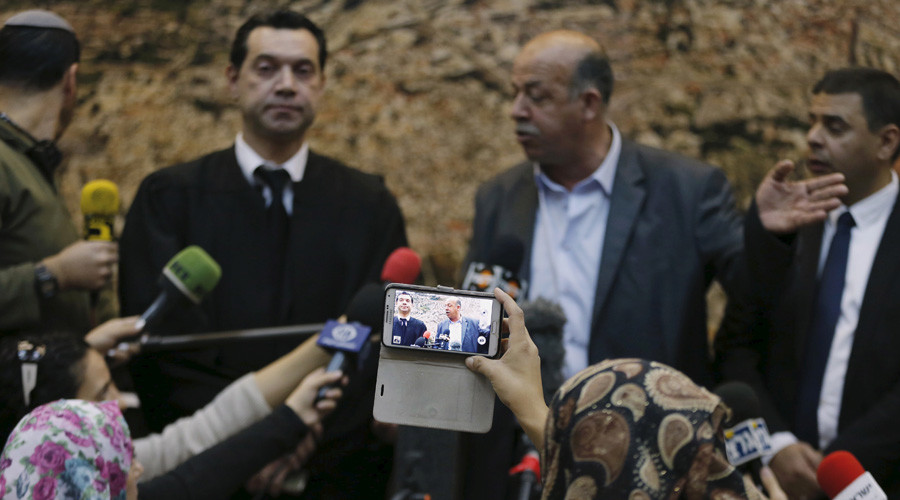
[18,340,46,407]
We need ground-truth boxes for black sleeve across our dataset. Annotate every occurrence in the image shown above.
[137,405,308,500]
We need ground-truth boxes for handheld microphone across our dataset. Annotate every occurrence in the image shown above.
[521,297,566,404]
[81,180,119,241]
[316,282,383,399]
[714,381,773,486]
[137,246,222,331]
[462,235,528,300]
[381,247,421,284]
[509,448,540,500]
[818,451,887,500]
[413,337,427,347]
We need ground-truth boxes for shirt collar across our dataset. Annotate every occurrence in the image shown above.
[533,121,621,195]
[829,170,899,230]
[234,132,308,185]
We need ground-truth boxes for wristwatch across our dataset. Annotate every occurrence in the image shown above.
[34,263,59,299]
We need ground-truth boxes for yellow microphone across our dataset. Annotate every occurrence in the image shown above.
[81,180,119,241]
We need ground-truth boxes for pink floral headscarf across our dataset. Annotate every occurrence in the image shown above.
[0,399,132,500]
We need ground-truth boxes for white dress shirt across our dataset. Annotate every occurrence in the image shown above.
[234,132,308,215]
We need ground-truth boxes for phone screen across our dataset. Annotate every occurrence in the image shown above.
[383,285,501,357]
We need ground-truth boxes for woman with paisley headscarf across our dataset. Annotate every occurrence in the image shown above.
[467,289,787,500]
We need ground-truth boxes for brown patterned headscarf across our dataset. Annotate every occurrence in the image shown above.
[541,358,757,500]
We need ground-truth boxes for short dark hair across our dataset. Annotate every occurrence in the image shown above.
[813,67,900,161]
[0,25,80,91]
[0,332,89,445]
[230,10,327,72]
[569,52,614,105]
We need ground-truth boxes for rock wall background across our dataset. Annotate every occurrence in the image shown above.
[3,0,899,325]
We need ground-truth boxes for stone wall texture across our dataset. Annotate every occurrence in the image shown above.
[3,0,899,291]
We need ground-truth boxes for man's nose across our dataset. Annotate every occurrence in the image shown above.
[509,93,529,121]
[275,66,298,94]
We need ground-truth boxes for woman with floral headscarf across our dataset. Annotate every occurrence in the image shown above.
[1,365,342,499]
[1,399,139,500]
[467,289,787,500]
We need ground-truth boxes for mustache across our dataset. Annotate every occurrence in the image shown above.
[515,123,541,136]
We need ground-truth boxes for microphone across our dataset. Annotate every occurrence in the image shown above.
[81,180,119,241]
[818,451,887,500]
[136,246,222,331]
[714,381,773,486]
[381,247,421,284]
[413,337,427,347]
[509,449,540,500]
[521,297,566,404]
[507,298,565,499]
[316,282,383,400]
[462,235,528,300]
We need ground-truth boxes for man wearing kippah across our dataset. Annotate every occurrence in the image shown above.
[0,11,130,336]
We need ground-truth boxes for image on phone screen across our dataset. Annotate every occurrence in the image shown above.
[385,287,499,356]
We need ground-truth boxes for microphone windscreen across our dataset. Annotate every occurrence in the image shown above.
[163,246,222,304]
[818,451,866,499]
[80,180,119,215]
[521,297,566,403]
[381,247,421,284]
[414,337,426,347]
[487,235,524,272]
[714,381,761,426]
[344,283,385,332]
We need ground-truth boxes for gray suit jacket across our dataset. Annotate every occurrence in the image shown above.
[465,139,744,386]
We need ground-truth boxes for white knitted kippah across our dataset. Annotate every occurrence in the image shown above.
[4,10,75,34]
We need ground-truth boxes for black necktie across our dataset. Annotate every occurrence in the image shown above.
[795,211,855,445]
[401,319,408,328]
[254,167,290,248]
[254,167,291,317]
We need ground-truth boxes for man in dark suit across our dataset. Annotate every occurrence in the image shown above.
[716,68,900,498]
[435,297,489,353]
[391,291,426,346]
[460,29,752,500]
[119,10,406,499]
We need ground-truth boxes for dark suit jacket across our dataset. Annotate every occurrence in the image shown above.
[436,316,488,353]
[716,201,900,496]
[393,316,427,346]
[466,139,744,386]
[462,139,744,500]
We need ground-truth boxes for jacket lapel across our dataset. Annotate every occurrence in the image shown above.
[591,141,646,325]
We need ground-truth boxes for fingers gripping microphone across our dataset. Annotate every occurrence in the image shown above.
[818,451,887,500]
[316,283,383,400]
[714,381,773,486]
[81,180,119,241]
[381,247,421,285]
[137,246,222,331]
[463,235,528,300]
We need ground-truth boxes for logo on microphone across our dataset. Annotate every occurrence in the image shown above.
[332,324,358,343]
[317,319,370,353]
[477,335,487,345]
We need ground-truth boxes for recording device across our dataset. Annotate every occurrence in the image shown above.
[817,451,887,500]
[137,246,222,331]
[521,297,566,404]
[714,381,773,486]
[381,247,421,284]
[462,235,528,301]
[80,180,119,241]
[383,284,502,357]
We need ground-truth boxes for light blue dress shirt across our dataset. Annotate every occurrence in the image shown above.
[529,122,622,379]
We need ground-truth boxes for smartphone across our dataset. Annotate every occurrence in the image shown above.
[383,283,502,357]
